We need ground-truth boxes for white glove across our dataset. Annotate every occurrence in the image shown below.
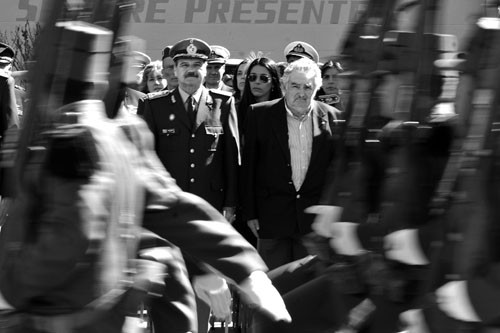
[193,274,232,321]
[139,246,175,263]
[384,229,429,265]
[329,222,364,255]
[307,205,343,238]
[399,309,431,333]
[436,281,480,322]
[238,271,291,323]
[0,290,13,310]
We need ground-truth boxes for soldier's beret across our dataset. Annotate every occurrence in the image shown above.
[0,42,14,64]
[208,45,230,64]
[161,45,172,60]
[170,38,211,61]
[284,41,319,63]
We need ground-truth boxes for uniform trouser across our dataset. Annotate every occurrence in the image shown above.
[249,256,348,333]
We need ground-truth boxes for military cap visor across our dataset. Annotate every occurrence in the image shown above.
[170,38,211,61]
[207,45,230,64]
[0,42,14,64]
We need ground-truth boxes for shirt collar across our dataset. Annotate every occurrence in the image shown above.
[285,101,312,121]
[178,87,203,104]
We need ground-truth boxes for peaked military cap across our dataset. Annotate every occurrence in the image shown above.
[284,41,319,63]
[208,45,230,64]
[0,42,14,64]
[170,38,211,61]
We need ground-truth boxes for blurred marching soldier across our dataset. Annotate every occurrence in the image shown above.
[0,15,291,333]
[416,12,500,332]
[0,42,20,199]
[305,0,461,331]
[138,38,239,223]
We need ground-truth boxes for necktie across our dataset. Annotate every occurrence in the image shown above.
[186,95,196,126]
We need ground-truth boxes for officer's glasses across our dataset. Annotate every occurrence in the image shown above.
[248,73,271,83]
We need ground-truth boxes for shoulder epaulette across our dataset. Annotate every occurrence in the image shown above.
[209,89,233,97]
[146,90,170,100]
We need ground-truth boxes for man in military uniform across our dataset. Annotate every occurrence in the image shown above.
[139,38,239,223]
[205,45,233,93]
[283,41,320,64]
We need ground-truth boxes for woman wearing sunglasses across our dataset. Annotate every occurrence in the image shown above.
[238,57,282,132]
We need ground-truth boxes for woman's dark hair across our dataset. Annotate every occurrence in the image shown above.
[237,57,282,133]
[239,57,281,107]
[232,58,249,102]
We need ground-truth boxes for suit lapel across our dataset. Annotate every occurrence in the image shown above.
[171,89,191,130]
[271,99,291,163]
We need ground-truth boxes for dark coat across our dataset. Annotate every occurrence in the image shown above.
[0,72,18,139]
[241,98,341,238]
[139,87,240,211]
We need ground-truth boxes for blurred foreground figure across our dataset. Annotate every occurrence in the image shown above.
[0,42,20,199]
[0,18,290,333]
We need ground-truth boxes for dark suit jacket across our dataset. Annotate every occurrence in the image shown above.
[242,98,341,238]
[139,87,240,211]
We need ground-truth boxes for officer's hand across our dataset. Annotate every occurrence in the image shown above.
[193,274,232,322]
[436,281,480,322]
[238,271,291,323]
[247,219,260,238]
[329,222,364,255]
[223,206,236,224]
[306,205,343,238]
[384,229,429,265]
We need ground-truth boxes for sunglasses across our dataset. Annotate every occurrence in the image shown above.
[248,73,271,83]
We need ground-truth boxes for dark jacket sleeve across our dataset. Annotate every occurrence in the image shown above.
[0,75,19,140]
[467,265,500,326]
[143,191,268,284]
[222,95,240,208]
[0,177,91,308]
[241,104,258,222]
